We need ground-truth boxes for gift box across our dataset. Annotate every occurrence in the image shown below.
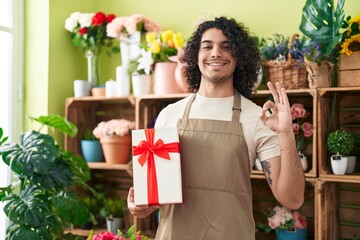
[132,128,183,206]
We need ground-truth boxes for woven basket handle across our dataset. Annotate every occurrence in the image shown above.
[287,33,299,65]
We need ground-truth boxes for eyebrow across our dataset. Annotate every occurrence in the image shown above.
[201,40,231,44]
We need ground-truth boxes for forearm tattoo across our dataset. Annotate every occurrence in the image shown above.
[261,160,272,185]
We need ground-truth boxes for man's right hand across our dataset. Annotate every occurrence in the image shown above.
[127,187,160,218]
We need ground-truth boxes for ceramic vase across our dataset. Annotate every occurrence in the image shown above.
[81,140,104,162]
[276,228,308,240]
[106,217,124,234]
[132,74,152,96]
[346,156,357,174]
[299,152,308,172]
[153,62,182,95]
[100,134,131,164]
[120,31,141,67]
[331,155,348,175]
[86,50,99,88]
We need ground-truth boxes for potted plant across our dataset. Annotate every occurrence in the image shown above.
[327,130,356,175]
[93,119,135,164]
[290,103,313,172]
[144,30,185,95]
[99,196,127,234]
[256,205,308,240]
[81,129,104,162]
[0,115,94,239]
[128,49,154,96]
[299,0,345,87]
[338,14,360,87]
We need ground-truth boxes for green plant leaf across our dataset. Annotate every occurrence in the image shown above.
[0,130,57,176]
[63,150,91,182]
[299,0,345,56]
[29,115,78,137]
[51,191,91,225]
[3,185,52,228]
[6,223,47,240]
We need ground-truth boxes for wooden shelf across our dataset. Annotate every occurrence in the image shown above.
[87,162,133,176]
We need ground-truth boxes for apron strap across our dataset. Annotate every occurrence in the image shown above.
[183,93,196,119]
[231,90,241,123]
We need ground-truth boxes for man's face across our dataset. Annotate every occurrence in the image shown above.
[198,28,236,85]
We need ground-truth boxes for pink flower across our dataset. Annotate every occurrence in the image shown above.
[92,231,120,240]
[293,211,308,229]
[291,103,307,119]
[106,17,127,40]
[302,122,313,137]
[292,123,300,135]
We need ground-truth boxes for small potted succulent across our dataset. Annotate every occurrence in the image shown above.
[327,130,356,175]
[99,196,127,234]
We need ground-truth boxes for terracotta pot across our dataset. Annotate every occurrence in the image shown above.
[91,87,106,97]
[100,134,131,164]
[153,62,182,95]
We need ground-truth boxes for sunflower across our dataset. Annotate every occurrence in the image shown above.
[340,34,360,56]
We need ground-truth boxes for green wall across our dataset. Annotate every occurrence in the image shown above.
[24,0,360,144]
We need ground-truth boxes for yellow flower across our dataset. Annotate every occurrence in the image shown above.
[173,32,184,49]
[161,30,174,44]
[149,40,161,54]
[340,34,360,56]
[349,14,360,24]
[145,32,156,43]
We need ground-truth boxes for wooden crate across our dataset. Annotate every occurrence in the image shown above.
[338,54,360,87]
[65,96,136,157]
[252,178,316,240]
[251,89,318,178]
[317,179,360,240]
[317,87,360,181]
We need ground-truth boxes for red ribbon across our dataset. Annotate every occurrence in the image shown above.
[132,129,180,205]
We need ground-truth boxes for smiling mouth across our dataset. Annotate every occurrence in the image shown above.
[206,61,227,66]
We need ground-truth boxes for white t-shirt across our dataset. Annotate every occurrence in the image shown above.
[154,93,280,167]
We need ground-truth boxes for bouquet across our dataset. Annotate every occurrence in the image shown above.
[65,11,119,55]
[128,49,154,75]
[106,14,161,40]
[145,30,185,63]
[291,103,313,153]
[88,225,148,240]
[340,14,360,56]
[257,205,307,233]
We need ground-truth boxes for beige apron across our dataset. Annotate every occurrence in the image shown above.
[156,90,255,240]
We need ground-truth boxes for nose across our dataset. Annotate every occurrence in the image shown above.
[211,45,222,58]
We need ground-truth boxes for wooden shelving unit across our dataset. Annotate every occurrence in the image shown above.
[65,87,360,240]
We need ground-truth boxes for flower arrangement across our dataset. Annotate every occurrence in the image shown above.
[88,225,148,240]
[340,14,360,56]
[65,11,119,55]
[106,14,161,40]
[291,103,313,153]
[257,205,307,233]
[145,30,185,63]
[128,49,154,75]
[259,34,309,64]
[93,119,135,138]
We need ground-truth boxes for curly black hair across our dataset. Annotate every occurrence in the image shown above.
[182,16,261,99]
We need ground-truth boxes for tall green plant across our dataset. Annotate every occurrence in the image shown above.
[0,115,94,240]
[299,0,345,57]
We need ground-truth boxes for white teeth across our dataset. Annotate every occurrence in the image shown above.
[208,63,225,66]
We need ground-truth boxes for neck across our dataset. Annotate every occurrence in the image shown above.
[197,80,234,98]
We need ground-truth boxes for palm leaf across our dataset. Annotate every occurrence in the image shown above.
[299,0,345,56]
[29,115,78,137]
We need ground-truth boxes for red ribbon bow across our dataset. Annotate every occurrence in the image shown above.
[132,129,180,205]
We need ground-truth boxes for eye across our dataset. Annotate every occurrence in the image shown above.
[201,45,212,50]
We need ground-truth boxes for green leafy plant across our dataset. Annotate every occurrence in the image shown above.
[83,129,97,140]
[0,115,95,240]
[88,225,149,240]
[299,0,345,57]
[327,130,356,156]
[99,196,127,219]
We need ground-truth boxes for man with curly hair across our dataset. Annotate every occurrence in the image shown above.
[128,16,305,239]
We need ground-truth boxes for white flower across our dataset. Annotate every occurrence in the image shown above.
[64,11,81,32]
[78,13,94,28]
[137,49,154,75]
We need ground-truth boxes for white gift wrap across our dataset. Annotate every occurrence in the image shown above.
[132,128,183,206]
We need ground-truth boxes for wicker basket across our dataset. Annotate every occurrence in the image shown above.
[263,34,308,90]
